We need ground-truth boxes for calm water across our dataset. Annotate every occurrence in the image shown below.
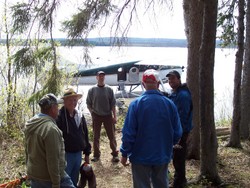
[59,46,236,121]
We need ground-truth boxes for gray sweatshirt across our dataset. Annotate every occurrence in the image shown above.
[86,84,116,116]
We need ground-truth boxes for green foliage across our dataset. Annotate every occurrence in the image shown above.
[12,43,56,76]
[7,38,66,108]
[10,1,59,34]
[28,66,64,105]
[10,3,31,34]
[35,1,60,32]
[61,0,117,39]
[34,46,55,63]
[1,94,31,133]
[215,118,231,128]
[217,0,238,47]
[12,48,35,75]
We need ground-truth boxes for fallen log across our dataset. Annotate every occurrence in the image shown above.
[216,127,230,136]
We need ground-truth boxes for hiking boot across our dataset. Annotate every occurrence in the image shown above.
[112,156,119,162]
[91,157,99,162]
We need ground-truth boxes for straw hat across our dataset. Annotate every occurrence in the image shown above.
[61,88,82,99]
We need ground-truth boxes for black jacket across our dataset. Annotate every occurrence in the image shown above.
[56,106,91,155]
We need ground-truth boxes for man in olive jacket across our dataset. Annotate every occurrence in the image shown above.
[24,94,75,188]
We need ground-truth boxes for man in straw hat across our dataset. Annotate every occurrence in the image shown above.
[56,88,91,187]
[86,71,119,162]
[120,69,183,188]
[25,93,75,187]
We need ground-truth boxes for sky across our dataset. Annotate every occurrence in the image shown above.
[0,0,186,39]
[55,1,186,39]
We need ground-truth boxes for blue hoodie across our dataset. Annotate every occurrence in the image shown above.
[168,83,193,133]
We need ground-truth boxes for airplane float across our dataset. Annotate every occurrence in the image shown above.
[72,60,184,97]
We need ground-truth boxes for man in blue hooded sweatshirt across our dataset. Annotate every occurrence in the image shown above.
[166,70,193,188]
[120,69,183,188]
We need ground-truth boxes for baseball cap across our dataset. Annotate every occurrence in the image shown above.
[142,69,160,83]
[97,71,105,75]
[166,70,181,79]
[38,93,63,108]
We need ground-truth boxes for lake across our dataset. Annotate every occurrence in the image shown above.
[58,46,236,121]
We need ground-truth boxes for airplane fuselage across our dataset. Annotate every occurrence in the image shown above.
[72,60,183,86]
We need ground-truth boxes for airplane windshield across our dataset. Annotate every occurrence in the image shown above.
[138,65,160,71]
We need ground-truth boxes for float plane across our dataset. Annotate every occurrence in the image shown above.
[72,60,184,97]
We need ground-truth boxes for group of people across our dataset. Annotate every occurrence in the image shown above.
[24,68,193,188]
[120,69,193,188]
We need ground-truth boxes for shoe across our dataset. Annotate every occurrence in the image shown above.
[91,157,99,162]
[112,156,119,162]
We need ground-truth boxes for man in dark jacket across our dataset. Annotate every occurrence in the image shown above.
[56,88,91,187]
[166,70,193,188]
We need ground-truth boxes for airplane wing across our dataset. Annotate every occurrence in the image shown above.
[135,59,182,66]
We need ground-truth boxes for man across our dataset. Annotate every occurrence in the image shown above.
[86,71,119,162]
[24,93,75,188]
[56,88,91,187]
[166,70,193,188]
[120,69,183,188]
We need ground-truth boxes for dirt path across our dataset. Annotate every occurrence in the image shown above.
[89,130,132,188]
[86,128,250,188]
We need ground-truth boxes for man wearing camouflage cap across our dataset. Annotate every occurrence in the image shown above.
[24,93,75,188]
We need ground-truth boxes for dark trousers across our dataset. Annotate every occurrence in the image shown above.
[173,133,188,187]
[131,163,169,188]
[92,113,118,158]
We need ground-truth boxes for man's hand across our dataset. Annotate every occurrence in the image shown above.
[112,117,117,124]
[173,144,183,149]
[120,156,130,166]
[84,155,90,164]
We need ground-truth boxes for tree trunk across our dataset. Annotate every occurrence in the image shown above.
[227,0,245,148]
[4,0,15,128]
[183,0,203,160]
[241,0,250,140]
[198,0,221,185]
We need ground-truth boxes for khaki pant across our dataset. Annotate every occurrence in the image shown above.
[92,113,118,158]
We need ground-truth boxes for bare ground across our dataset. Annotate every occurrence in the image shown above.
[0,127,250,187]
[90,128,250,188]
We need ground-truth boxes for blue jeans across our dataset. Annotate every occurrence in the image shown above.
[30,173,75,188]
[65,151,82,187]
[131,163,169,188]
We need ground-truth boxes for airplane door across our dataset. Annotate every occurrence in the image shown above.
[117,67,127,81]
[128,67,139,83]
